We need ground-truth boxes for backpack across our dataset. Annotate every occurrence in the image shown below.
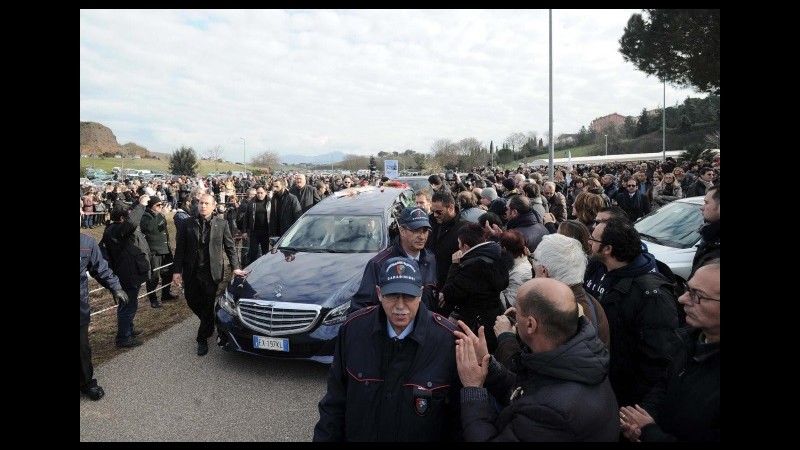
[101,223,151,287]
[636,266,687,328]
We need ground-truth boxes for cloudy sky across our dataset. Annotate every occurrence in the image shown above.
[80,9,705,162]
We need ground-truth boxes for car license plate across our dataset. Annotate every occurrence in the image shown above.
[253,335,290,352]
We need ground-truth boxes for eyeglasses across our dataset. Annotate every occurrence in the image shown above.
[685,287,720,304]
[587,237,605,245]
[431,209,445,215]
[626,184,637,187]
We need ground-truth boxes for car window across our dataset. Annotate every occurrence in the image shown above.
[279,214,383,253]
[635,202,703,249]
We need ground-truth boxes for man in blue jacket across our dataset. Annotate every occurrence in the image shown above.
[314,257,461,441]
[348,207,437,314]
[80,233,128,401]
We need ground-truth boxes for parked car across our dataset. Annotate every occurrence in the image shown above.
[392,175,429,193]
[215,186,415,363]
[634,196,704,285]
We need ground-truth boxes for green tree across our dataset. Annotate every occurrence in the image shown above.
[496,148,514,165]
[169,146,200,176]
[413,153,427,171]
[678,144,718,164]
[636,108,650,137]
[679,115,693,133]
[619,9,720,95]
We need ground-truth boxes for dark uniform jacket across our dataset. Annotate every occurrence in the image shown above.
[460,317,619,441]
[173,214,240,284]
[348,241,438,314]
[80,233,122,326]
[639,327,720,442]
[313,303,461,442]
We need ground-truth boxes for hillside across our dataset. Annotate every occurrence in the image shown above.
[80,121,149,157]
[80,122,121,155]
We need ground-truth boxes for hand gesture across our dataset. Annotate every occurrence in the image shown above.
[451,249,463,263]
[453,322,489,366]
[455,329,489,388]
[494,314,515,337]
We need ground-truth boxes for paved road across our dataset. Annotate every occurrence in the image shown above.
[80,317,330,442]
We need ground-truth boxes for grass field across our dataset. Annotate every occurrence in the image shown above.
[82,210,237,366]
[80,156,274,177]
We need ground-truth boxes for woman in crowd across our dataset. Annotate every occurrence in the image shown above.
[498,230,532,308]
[652,171,684,208]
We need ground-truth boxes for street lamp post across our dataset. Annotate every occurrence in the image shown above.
[604,134,608,156]
[240,137,246,178]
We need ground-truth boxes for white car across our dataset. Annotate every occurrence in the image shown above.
[634,196,705,285]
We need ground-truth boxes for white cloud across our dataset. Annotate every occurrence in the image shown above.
[80,9,708,161]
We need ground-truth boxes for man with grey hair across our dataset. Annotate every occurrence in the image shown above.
[495,234,609,366]
[542,181,567,223]
[290,173,321,213]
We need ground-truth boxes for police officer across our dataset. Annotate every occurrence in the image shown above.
[80,233,129,400]
[314,257,461,441]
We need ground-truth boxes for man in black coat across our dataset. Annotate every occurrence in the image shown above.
[454,278,619,441]
[172,194,248,356]
[588,217,680,407]
[269,179,302,238]
[242,186,271,264]
[426,191,465,300]
[620,259,720,442]
[289,173,321,213]
[691,185,720,277]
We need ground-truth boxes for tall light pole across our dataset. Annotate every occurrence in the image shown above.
[662,79,666,161]
[240,137,246,177]
[604,134,608,156]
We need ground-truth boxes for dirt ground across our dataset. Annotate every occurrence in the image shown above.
[82,209,237,366]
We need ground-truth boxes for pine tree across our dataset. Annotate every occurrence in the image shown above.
[169,146,199,176]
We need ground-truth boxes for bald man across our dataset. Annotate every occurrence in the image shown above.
[173,194,248,356]
[454,278,619,441]
[290,173,321,213]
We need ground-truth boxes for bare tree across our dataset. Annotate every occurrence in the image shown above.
[506,132,528,151]
[206,145,224,172]
[252,151,281,171]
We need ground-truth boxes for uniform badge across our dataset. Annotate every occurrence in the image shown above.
[413,386,432,416]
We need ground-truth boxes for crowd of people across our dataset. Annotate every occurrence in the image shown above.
[81,156,719,442]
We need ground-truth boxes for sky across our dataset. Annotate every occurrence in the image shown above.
[80,9,706,162]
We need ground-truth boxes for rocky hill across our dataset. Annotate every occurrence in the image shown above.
[80,121,149,156]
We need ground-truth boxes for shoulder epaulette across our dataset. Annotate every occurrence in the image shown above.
[432,312,459,334]
[344,305,377,326]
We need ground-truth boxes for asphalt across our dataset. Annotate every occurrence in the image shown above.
[80,316,331,442]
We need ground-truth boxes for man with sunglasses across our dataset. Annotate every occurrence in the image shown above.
[584,217,680,408]
[620,259,719,442]
[613,177,650,222]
